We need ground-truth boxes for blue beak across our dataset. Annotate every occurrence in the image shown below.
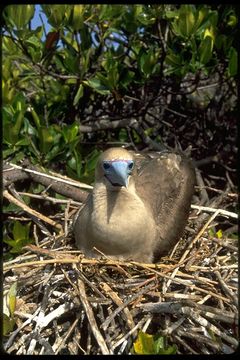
[105,161,130,187]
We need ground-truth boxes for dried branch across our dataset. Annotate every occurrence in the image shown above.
[3,189,62,231]
[191,204,237,219]
[79,118,138,132]
[77,278,110,355]
[79,117,165,151]
[3,162,89,203]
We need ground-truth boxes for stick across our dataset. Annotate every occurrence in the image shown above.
[7,162,93,189]
[3,190,62,230]
[77,278,110,355]
[191,204,237,219]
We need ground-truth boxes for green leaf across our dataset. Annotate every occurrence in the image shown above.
[118,129,128,142]
[38,126,54,154]
[165,51,182,67]
[139,51,148,75]
[137,11,156,26]
[203,26,215,45]
[25,35,42,49]
[4,221,32,254]
[120,70,135,89]
[199,36,213,65]
[133,331,155,354]
[41,5,70,28]
[73,84,84,106]
[216,229,223,239]
[62,48,79,73]
[45,144,64,162]
[165,9,179,19]
[176,5,196,37]
[8,282,17,317]
[70,5,85,30]
[85,149,100,173]
[133,331,178,355]
[79,24,92,51]
[192,6,209,33]
[3,314,16,336]
[132,129,141,144]
[138,48,159,77]
[108,66,119,89]
[184,8,195,36]
[228,47,237,77]
[14,151,26,163]
[15,138,30,146]
[10,110,24,143]
[153,336,177,354]
[12,221,31,243]
[29,107,41,129]
[4,5,35,29]
[227,14,237,28]
[3,147,18,159]
[3,202,23,213]
[96,73,111,88]
[62,122,79,143]
[67,149,82,177]
[83,78,111,95]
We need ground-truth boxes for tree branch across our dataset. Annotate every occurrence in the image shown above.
[3,162,89,203]
[79,118,166,151]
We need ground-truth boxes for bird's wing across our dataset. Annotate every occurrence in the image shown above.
[133,151,196,259]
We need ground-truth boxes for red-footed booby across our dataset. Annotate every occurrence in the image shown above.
[74,147,195,263]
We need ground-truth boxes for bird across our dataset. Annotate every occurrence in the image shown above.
[74,147,195,263]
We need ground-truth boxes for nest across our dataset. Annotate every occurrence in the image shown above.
[3,173,238,355]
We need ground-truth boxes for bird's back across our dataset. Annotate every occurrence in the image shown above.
[133,151,196,260]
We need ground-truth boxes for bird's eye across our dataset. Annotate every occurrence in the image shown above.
[128,161,134,171]
[103,162,111,170]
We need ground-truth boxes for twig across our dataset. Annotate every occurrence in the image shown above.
[187,310,238,347]
[35,63,79,80]
[191,204,237,219]
[100,282,135,331]
[195,186,237,198]
[79,118,138,132]
[77,278,110,355]
[101,282,155,331]
[3,190,62,231]
[162,209,224,293]
[3,253,171,272]
[4,307,41,350]
[214,270,238,306]
[111,315,151,351]
[18,192,81,206]
[173,334,199,354]
[205,237,238,252]
[137,263,231,303]
[80,117,164,150]
[139,301,237,325]
[54,315,80,354]
[7,162,93,189]
[3,163,89,203]
[40,303,75,329]
[177,329,221,352]
[165,107,187,118]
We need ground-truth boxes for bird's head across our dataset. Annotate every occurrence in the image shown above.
[95,148,135,188]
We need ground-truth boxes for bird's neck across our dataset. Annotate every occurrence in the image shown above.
[92,180,144,221]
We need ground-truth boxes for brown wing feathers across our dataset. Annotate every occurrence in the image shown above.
[134,152,195,260]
